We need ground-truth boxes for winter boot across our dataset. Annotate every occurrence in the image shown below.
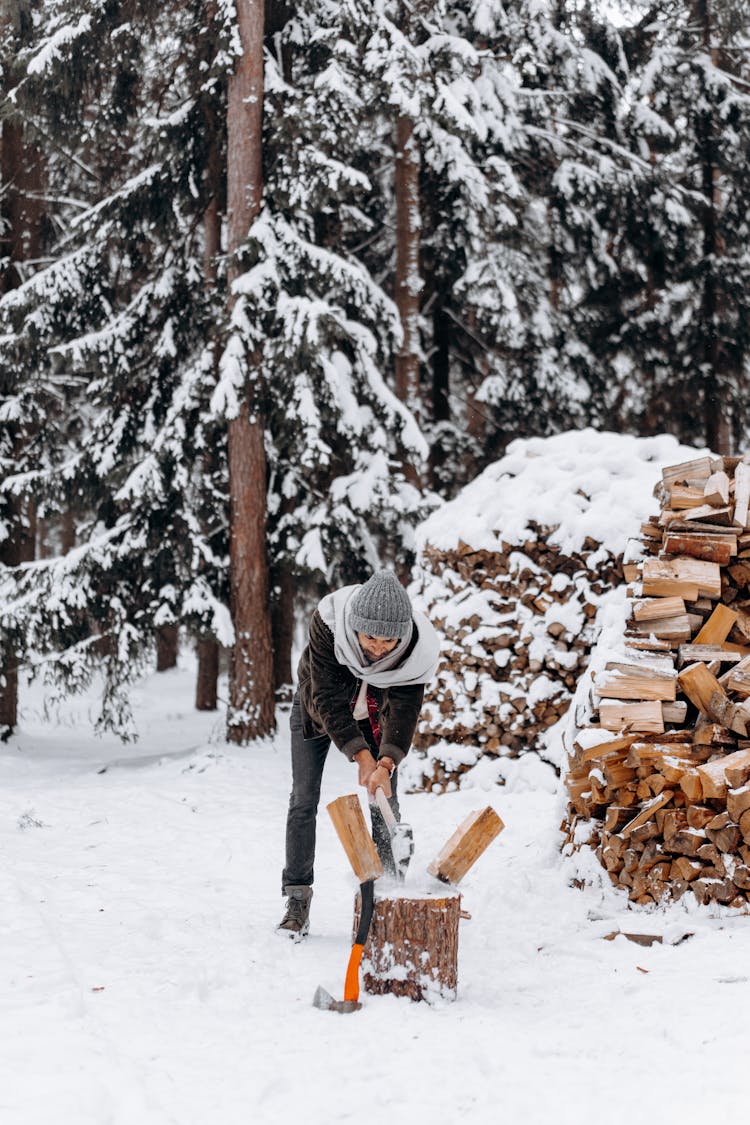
[278,886,313,940]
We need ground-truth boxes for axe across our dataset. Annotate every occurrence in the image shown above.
[372,787,414,882]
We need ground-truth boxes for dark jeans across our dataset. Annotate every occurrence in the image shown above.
[281,693,400,894]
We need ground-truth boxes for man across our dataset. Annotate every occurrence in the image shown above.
[278,569,441,938]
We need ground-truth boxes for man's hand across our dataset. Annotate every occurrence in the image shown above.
[354,749,378,790]
[353,750,393,798]
[367,764,392,799]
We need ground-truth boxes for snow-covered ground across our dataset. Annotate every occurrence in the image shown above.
[4,664,750,1125]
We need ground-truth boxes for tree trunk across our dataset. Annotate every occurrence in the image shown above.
[428,296,451,488]
[203,65,222,282]
[0,635,17,735]
[0,496,35,734]
[698,120,725,453]
[394,115,422,484]
[195,636,220,710]
[0,500,26,734]
[431,298,451,425]
[695,0,730,455]
[227,403,275,738]
[271,560,294,698]
[156,625,179,671]
[61,508,75,554]
[0,115,42,735]
[195,62,222,713]
[226,0,275,742]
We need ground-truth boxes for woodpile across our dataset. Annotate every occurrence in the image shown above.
[411,530,622,790]
[564,453,750,908]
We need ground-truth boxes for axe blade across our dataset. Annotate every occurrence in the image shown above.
[373,787,413,881]
[312,985,361,1014]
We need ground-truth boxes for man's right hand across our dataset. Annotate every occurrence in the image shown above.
[353,748,378,791]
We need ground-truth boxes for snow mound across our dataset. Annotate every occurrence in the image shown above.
[416,428,706,559]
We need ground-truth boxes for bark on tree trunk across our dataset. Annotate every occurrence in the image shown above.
[271,560,294,697]
[1,505,21,734]
[428,297,451,488]
[695,0,731,455]
[0,115,42,735]
[431,298,451,425]
[699,128,725,454]
[394,115,422,485]
[194,65,222,713]
[0,496,35,734]
[0,663,18,736]
[37,517,49,559]
[203,75,222,281]
[195,636,220,710]
[156,625,179,672]
[226,0,275,742]
[227,403,275,738]
[61,508,75,554]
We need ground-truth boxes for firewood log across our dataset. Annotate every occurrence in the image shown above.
[354,889,461,1002]
[663,533,735,564]
[703,470,730,507]
[705,812,742,854]
[678,662,747,735]
[740,808,750,845]
[726,786,750,825]
[694,604,739,646]
[733,463,750,529]
[670,856,703,882]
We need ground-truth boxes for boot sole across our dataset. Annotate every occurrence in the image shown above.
[276,920,309,942]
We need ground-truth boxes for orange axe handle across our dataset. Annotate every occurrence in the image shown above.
[343,944,365,1003]
[342,879,375,1003]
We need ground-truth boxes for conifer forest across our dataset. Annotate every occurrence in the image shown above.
[1,0,749,743]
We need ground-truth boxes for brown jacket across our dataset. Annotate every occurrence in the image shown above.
[296,609,425,765]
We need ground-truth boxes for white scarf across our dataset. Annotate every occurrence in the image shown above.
[317,585,441,687]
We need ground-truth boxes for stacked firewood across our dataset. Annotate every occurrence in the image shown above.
[411,528,622,791]
[564,454,750,907]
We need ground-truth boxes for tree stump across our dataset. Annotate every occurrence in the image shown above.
[353,889,461,1002]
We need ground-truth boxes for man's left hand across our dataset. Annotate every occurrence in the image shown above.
[366,764,392,799]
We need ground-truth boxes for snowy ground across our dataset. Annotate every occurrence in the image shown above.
[4,665,750,1125]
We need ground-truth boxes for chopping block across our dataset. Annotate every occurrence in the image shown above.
[353,887,461,1003]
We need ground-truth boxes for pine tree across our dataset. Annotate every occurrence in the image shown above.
[228,0,436,602]
[0,0,235,736]
[430,0,634,468]
[333,0,513,490]
[611,0,750,452]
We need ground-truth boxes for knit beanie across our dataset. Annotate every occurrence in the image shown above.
[349,570,413,639]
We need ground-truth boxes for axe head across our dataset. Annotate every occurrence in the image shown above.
[312,985,361,1014]
[391,822,414,881]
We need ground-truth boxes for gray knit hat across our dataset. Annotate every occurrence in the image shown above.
[349,570,413,639]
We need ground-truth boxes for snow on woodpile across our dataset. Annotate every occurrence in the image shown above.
[562,451,750,909]
[407,430,703,794]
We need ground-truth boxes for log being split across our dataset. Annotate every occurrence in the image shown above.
[353,888,461,1002]
[326,794,384,882]
[427,806,505,885]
